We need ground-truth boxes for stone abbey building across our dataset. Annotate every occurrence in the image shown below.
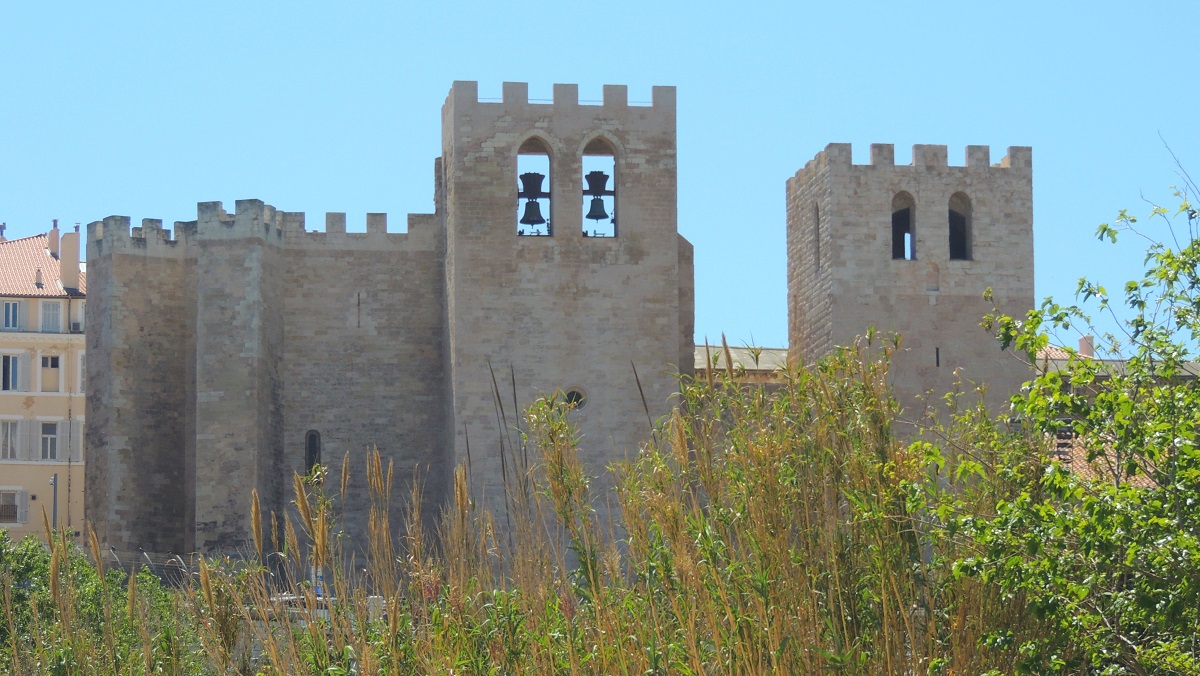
[86,81,1032,558]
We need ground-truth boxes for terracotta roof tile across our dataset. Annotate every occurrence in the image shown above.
[0,233,85,297]
[1038,344,1071,360]
[1050,427,1156,488]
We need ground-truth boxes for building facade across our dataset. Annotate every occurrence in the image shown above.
[86,81,694,558]
[786,143,1034,419]
[0,222,86,543]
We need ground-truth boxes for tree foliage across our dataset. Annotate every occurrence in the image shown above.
[979,176,1200,674]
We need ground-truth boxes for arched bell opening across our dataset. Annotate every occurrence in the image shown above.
[948,192,972,260]
[581,137,617,238]
[891,192,916,260]
[517,137,552,236]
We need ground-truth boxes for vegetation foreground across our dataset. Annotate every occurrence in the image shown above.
[5,191,1200,674]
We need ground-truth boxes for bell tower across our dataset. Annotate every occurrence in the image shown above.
[787,143,1034,420]
[441,81,694,508]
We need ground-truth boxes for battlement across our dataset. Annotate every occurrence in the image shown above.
[286,211,441,251]
[789,143,1033,187]
[89,201,442,256]
[87,216,189,259]
[447,80,674,110]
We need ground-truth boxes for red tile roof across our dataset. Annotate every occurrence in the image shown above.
[1038,344,1071,360]
[1050,429,1157,488]
[0,233,85,298]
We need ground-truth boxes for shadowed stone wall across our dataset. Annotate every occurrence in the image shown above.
[86,218,194,555]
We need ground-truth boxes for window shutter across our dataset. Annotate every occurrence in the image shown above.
[18,353,30,391]
[18,301,28,330]
[17,491,29,524]
[22,420,36,462]
[14,421,23,461]
[70,420,83,462]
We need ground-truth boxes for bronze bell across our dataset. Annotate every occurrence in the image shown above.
[585,197,609,221]
[519,200,546,225]
[519,172,545,198]
[584,170,609,194]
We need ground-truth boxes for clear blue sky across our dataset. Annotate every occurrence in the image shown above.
[2,2,1196,349]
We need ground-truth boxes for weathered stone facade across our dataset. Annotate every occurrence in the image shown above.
[86,81,694,557]
[87,82,1038,558]
[787,143,1034,420]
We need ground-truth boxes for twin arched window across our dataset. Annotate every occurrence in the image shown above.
[517,136,618,238]
[890,192,972,261]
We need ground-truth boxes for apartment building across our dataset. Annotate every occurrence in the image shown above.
[0,221,85,542]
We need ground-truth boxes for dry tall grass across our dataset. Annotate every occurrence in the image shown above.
[0,339,1048,674]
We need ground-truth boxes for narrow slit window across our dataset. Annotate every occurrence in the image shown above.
[949,192,972,260]
[582,138,617,238]
[891,192,916,260]
[813,203,821,272]
[305,430,321,474]
[517,137,552,237]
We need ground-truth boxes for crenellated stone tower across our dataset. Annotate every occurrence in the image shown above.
[786,143,1034,419]
[441,81,692,510]
[86,81,693,559]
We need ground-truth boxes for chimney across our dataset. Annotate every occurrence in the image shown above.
[0,223,6,241]
[1079,334,1095,358]
[35,268,43,288]
[48,219,60,258]
[60,227,80,291]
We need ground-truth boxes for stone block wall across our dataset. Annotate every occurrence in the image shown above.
[281,211,448,542]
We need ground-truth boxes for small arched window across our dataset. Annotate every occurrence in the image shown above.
[582,137,617,238]
[304,430,321,474]
[517,137,552,237]
[892,192,916,260]
[948,192,971,260]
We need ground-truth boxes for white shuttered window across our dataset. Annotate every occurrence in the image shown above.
[41,300,62,333]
